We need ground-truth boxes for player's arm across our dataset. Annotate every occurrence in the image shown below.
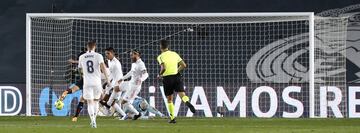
[159,64,165,76]
[177,54,187,73]
[139,63,149,82]
[147,106,164,117]
[100,62,110,85]
[77,56,83,74]
[178,60,187,72]
[67,58,79,64]
[118,63,135,83]
[140,70,149,81]
[157,56,165,78]
[98,54,110,85]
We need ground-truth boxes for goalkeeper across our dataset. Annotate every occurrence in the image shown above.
[157,39,195,124]
[121,96,165,120]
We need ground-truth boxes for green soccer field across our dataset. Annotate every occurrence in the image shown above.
[0,116,359,133]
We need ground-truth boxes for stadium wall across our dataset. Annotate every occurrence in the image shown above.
[0,84,25,116]
[0,84,358,117]
[14,84,360,118]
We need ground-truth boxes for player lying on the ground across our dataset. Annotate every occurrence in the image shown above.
[122,96,165,120]
[117,49,149,120]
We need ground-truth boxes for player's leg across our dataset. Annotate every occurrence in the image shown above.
[163,76,176,123]
[113,102,128,120]
[98,82,113,116]
[107,87,120,106]
[175,75,195,113]
[122,85,141,120]
[62,78,83,101]
[145,102,164,117]
[100,81,111,107]
[94,99,99,122]
[106,81,127,117]
[177,92,195,113]
[106,81,124,107]
[166,95,176,123]
[69,78,84,121]
[60,84,80,101]
[83,85,96,128]
[148,106,165,117]
[72,95,85,122]
[100,94,111,108]
[92,84,103,126]
[87,99,96,128]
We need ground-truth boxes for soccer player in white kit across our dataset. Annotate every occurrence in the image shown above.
[103,47,127,119]
[118,49,149,120]
[78,41,110,128]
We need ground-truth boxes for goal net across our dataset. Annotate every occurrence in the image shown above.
[26,13,348,118]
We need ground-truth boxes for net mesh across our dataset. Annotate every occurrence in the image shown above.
[314,17,348,117]
[29,14,347,117]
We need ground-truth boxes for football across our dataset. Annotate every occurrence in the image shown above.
[54,100,64,110]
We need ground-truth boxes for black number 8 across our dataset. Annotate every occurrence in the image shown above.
[86,60,94,73]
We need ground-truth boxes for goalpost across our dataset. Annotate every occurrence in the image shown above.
[26,13,348,118]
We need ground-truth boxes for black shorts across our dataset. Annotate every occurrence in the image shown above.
[75,78,83,90]
[162,74,184,96]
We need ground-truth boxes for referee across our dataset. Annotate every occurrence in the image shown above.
[157,39,195,124]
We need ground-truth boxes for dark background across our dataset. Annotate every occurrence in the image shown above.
[0,0,359,83]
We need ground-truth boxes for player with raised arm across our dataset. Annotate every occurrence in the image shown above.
[78,41,110,128]
[117,49,149,120]
[157,39,195,124]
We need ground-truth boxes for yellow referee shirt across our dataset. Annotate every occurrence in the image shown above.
[157,50,183,76]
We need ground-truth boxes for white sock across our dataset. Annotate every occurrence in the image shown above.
[113,103,126,116]
[107,91,121,106]
[124,102,139,115]
[87,100,95,122]
[93,101,99,121]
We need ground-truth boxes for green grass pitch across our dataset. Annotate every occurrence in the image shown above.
[0,116,359,133]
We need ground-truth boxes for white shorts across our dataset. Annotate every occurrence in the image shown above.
[123,84,141,102]
[106,81,130,100]
[83,84,102,100]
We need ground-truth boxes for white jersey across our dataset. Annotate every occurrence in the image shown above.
[122,59,148,85]
[122,59,148,101]
[107,58,123,82]
[78,51,105,86]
